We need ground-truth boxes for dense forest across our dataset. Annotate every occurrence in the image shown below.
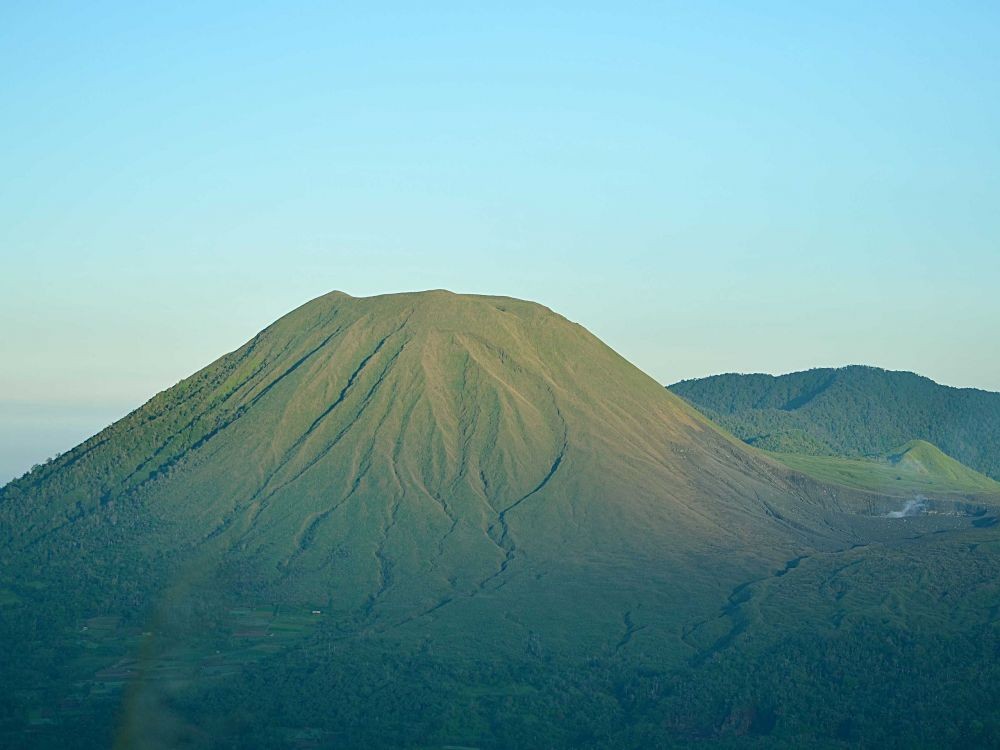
[670,366,1000,479]
[4,524,1000,749]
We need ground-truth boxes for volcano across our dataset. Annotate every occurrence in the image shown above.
[3,291,996,749]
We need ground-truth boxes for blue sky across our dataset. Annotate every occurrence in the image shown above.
[2,2,999,481]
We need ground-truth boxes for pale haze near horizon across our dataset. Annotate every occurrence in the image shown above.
[2,3,999,483]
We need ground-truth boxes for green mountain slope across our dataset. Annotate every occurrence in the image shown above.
[2,293,999,749]
[669,365,1000,479]
[0,291,832,627]
[772,440,1000,496]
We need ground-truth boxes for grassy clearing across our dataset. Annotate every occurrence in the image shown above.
[771,440,1000,496]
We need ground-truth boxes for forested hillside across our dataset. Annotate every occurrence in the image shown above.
[670,366,1000,479]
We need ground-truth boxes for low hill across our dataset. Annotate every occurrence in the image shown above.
[669,366,1000,479]
[772,440,1000,497]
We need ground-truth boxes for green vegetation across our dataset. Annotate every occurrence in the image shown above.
[669,366,1000,479]
[771,439,1000,496]
[2,292,1000,748]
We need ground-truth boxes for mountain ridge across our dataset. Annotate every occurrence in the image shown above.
[669,365,1000,479]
